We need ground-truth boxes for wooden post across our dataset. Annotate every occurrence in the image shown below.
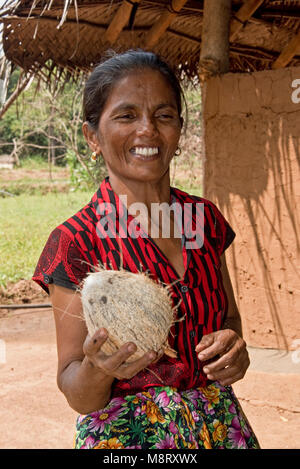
[144,0,188,49]
[272,30,300,69]
[199,0,232,81]
[104,0,141,45]
[199,0,232,198]
[230,0,265,42]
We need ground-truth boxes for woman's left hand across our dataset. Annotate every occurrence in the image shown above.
[195,329,250,386]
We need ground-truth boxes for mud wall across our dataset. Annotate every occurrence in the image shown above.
[203,66,300,350]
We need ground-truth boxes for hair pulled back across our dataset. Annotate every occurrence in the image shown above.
[83,49,186,130]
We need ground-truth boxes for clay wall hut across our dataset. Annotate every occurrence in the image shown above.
[1,0,299,350]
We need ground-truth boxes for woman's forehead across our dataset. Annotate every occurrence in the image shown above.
[104,69,178,107]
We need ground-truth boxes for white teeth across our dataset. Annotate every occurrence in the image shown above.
[133,147,159,156]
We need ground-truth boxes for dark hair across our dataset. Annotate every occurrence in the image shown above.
[83,49,186,131]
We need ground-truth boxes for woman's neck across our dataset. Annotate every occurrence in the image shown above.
[107,171,171,212]
[107,171,174,238]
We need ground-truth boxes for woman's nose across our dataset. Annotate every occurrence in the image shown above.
[136,116,158,136]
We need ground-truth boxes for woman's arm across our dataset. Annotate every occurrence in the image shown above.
[195,253,250,386]
[49,284,158,414]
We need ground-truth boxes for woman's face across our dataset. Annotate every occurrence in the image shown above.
[89,68,182,184]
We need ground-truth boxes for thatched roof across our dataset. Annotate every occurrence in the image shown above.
[1,0,300,84]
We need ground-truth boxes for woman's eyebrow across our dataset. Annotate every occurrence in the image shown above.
[155,103,178,111]
[110,103,137,114]
[110,102,177,114]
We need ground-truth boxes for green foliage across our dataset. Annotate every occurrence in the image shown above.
[19,155,53,170]
[0,69,203,194]
[0,69,84,165]
[0,69,48,156]
[66,149,107,192]
[7,68,21,97]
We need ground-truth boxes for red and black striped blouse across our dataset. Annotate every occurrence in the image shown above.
[33,177,235,397]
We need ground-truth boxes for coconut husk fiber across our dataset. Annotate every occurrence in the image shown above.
[81,268,179,362]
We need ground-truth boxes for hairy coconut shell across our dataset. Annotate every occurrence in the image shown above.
[81,269,177,362]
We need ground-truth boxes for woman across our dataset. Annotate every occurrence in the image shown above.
[33,50,260,449]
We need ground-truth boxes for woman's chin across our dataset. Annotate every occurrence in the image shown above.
[130,152,160,163]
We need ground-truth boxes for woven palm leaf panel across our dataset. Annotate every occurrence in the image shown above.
[1,0,300,83]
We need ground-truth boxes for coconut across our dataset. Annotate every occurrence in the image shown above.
[81,269,177,362]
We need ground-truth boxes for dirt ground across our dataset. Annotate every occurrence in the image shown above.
[0,289,299,449]
[0,279,49,305]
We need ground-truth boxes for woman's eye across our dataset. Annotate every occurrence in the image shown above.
[157,114,173,119]
[116,114,135,120]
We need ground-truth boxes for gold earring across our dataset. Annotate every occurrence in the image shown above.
[91,151,98,162]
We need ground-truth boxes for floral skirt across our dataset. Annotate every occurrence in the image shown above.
[74,382,260,449]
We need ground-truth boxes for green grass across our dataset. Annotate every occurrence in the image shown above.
[0,164,70,196]
[0,191,91,286]
[19,155,63,171]
[0,180,70,196]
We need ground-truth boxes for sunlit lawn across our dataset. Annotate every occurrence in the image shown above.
[0,191,91,286]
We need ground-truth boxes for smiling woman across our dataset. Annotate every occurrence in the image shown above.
[32,50,260,449]
[82,68,182,188]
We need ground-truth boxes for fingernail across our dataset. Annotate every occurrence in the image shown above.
[127,344,136,353]
[198,354,205,360]
[203,367,209,373]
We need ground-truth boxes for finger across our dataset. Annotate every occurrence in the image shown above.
[203,345,248,374]
[101,342,139,371]
[101,342,157,374]
[197,329,239,359]
[205,354,249,384]
[218,364,249,386]
[195,333,215,353]
[112,350,158,380]
[197,335,235,361]
[83,328,109,356]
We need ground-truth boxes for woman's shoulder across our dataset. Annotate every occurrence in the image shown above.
[171,186,219,211]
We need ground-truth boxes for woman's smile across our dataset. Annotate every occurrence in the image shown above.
[129,146,159,160]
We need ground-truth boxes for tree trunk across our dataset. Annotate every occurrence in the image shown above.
[0,58,11,106]
[48,103,56,180]
[0,73,33,120]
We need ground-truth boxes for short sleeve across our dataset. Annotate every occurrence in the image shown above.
[207,202,236,256]
[32,227,89,294]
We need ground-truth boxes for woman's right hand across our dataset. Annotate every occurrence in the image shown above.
[83,327,158,380]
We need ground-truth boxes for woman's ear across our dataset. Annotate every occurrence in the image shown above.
[82,121,101,154]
